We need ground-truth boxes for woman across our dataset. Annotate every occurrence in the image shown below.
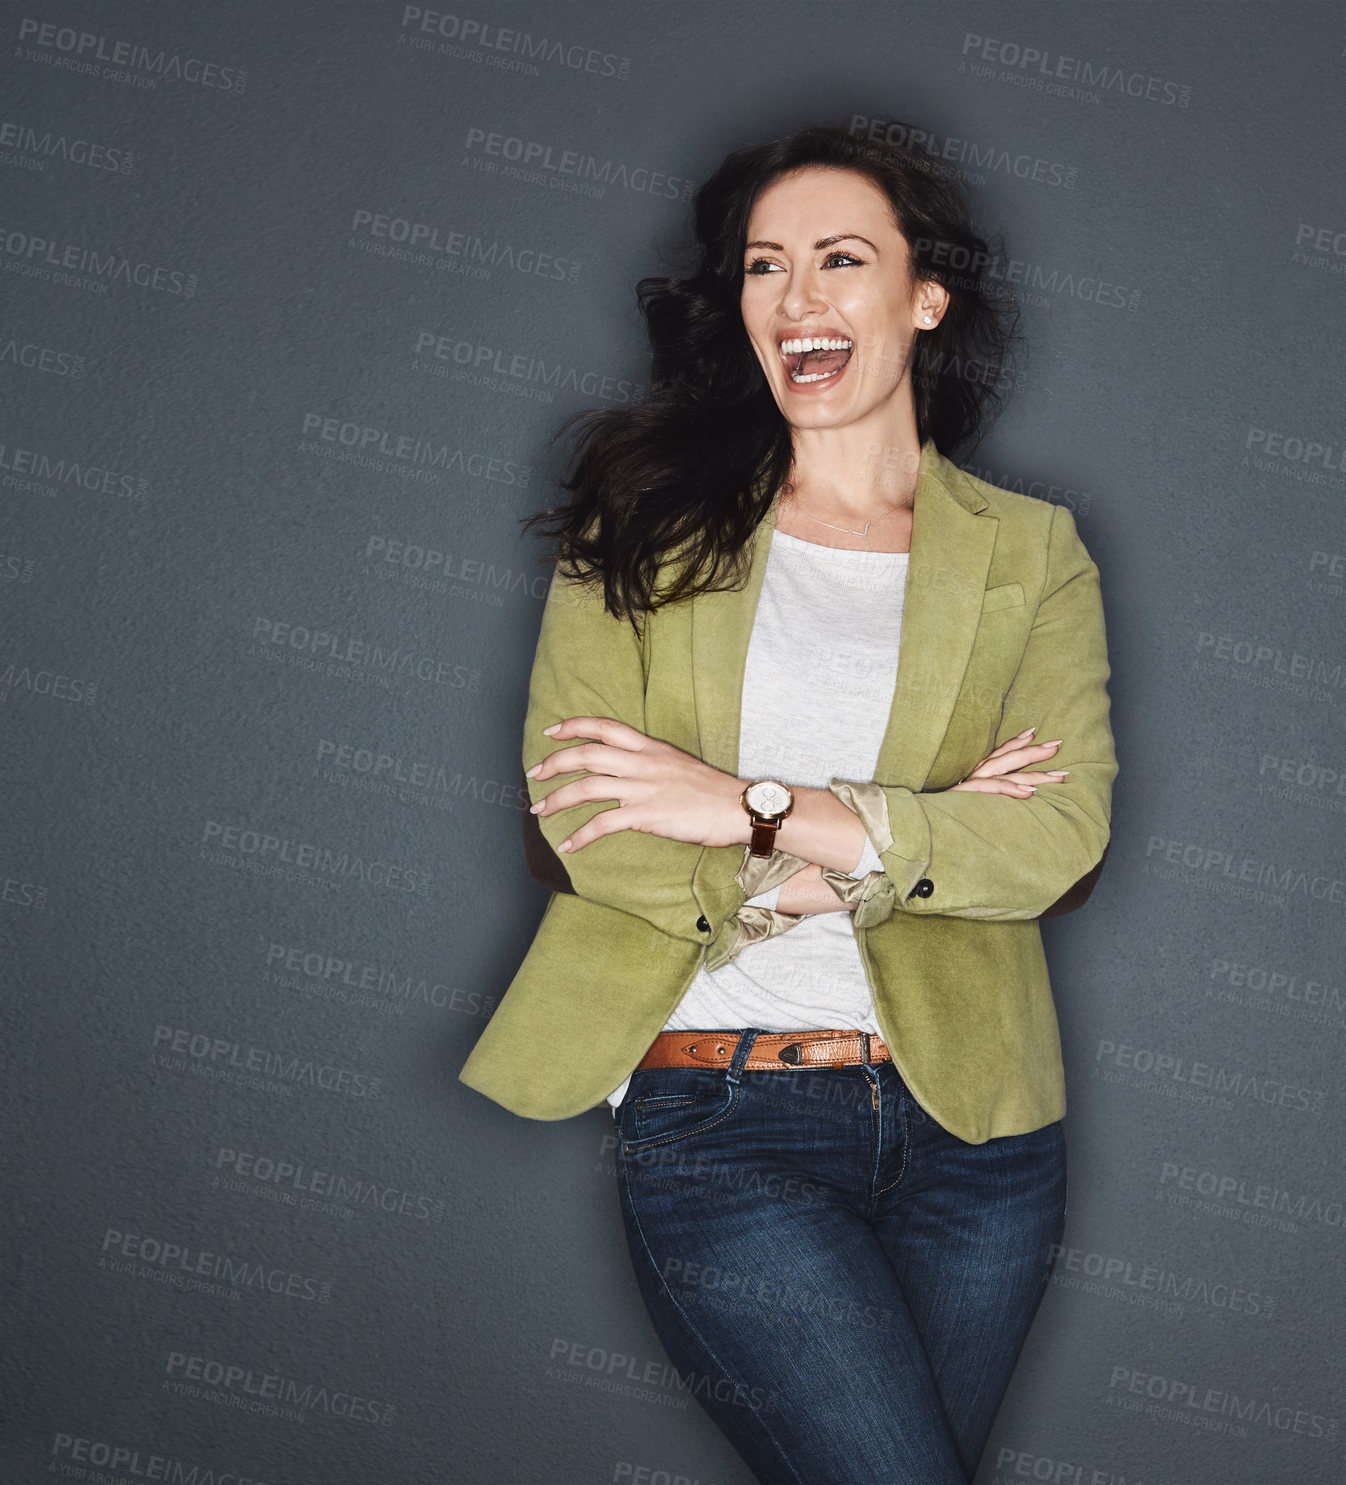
[460,121,1117,1484]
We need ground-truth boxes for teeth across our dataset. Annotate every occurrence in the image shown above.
[779,336,853,355]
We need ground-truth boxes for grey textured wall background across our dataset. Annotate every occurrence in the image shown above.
[3,2,1343,1482]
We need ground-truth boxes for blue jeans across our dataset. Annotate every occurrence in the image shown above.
[612,1028,1067,1485]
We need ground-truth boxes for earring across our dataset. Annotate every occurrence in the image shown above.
[923,314,934,325]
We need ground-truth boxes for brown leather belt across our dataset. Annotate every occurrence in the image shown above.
[637,1029,892,1072]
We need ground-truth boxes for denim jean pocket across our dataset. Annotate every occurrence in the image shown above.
[621,1074,741,1155]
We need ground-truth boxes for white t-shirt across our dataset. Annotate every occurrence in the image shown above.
[606,528,908,1107]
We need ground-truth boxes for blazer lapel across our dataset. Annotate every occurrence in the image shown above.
[876,447,996,788]
[691,441,998,789]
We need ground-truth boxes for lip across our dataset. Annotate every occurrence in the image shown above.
[775,325,855,394]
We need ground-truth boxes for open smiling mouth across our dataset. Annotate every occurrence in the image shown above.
[780,335,854,385]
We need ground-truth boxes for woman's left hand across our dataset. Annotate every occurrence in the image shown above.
[526,716,746,853]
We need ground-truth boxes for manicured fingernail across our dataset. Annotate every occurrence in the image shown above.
[558,838,572,852]
[529,801,543,813]
[542,724,560,735]
[525,763,541,778]
[1026,785,1038,791]
[1043,739,1063,747]
[1021,727,1037,736]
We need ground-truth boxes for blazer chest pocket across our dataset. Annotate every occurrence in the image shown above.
[981,582,1024,613]
[936,582,1031,748]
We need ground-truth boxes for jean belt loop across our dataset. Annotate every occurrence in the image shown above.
[726,1028,760,1087]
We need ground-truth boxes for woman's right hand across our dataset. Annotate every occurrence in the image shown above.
[948,728,1067,799]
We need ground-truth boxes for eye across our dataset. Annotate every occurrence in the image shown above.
[743,251,864,276]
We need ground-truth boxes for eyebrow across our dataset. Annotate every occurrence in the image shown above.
[744,233,879,254]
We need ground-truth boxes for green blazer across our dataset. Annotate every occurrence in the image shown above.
[458,440,1118,1142]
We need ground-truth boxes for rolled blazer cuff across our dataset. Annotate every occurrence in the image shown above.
[704,844,811,972]
[821,778,923,927]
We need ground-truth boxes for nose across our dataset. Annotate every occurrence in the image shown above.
[776,265,829,320]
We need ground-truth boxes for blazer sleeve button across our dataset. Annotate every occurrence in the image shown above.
[908,878,935,899]
[696,914,711,932]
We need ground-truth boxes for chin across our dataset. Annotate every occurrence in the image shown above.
[774,391,863,426]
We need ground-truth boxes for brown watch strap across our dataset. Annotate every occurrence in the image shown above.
[748,818,780,857]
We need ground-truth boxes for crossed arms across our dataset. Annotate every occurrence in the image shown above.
[521,504,1117,958]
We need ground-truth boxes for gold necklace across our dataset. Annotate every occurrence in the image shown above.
[784,484,915,538]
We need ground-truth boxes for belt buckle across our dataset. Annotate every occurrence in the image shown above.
[776,1032,865,1067]
[776,1041,802,1065]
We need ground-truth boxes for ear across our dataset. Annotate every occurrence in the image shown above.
[912,277,951,329]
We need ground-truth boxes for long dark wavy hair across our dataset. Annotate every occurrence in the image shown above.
[520,120,1020,626]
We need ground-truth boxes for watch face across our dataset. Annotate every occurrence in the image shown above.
[745,780,792,816]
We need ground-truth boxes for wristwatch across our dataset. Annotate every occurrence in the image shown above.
[740,779,795,858]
